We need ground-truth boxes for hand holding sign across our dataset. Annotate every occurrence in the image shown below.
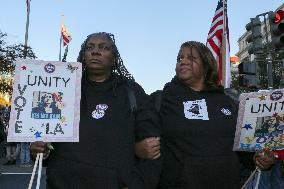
[254,149,275,170]
[30,141,51,160]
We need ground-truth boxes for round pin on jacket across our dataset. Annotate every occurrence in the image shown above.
[92,104,108,119]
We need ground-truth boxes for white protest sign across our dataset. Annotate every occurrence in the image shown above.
[233,90,284,151]
[7,59,81,142]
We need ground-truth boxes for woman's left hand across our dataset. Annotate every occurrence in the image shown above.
[254,149,275,170]
[135,137,160,160]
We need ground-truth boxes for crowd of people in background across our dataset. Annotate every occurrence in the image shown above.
[0,104,10,124]
[0,103,32,167]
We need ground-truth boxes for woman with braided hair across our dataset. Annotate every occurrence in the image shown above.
[30,32,161,189]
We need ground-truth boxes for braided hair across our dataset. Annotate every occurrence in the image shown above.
[77,32,134,83]
[179,41,220,89]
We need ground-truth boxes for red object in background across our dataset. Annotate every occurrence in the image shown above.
[275,10,284,24]
[275,150,284,160]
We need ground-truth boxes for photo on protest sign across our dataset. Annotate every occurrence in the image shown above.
[233,90,284,151]
[7,59,81,142]
[31,91,63,119]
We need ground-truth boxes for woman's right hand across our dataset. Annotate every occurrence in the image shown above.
[30,141,50,160]
[254,149,275,170]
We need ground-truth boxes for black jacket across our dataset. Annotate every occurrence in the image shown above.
[46,75,161,189]
[156,77,241,189]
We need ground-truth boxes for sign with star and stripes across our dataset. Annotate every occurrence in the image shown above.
[233,90,284,151]
[7,59,81,142]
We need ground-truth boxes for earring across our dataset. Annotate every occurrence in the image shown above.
[82,62,87,72]
[83,65,87,72]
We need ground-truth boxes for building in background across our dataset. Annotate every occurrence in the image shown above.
[236,3,284,62]
[235,3,284,89]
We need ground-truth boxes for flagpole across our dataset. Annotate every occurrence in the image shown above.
[62,45,68,62]
[59,14,64,61]
[24,0,31,59]
[59,36,62,61]
[221,0,228,87]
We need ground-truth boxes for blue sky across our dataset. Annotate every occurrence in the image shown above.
[0,0,283,94]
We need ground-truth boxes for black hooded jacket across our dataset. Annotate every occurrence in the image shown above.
[46,75,161,189]
[157,77,241,189]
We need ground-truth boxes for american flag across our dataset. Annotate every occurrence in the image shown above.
[206,0,230,88]
[61,24,72,46]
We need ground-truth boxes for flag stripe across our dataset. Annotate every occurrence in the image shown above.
[207,45,218,60]
[61,24,72,46]
[208,37,221,56]
[208,20,223,35]
[211,11,223,27]
[62,35,71,45]
[208,26,223,41]
[206,0,230,88]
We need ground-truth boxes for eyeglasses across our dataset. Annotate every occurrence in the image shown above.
[85,43,112,52]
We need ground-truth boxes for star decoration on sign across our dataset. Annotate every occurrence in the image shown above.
[60,116,66,123]
[258,94,266,101]
[34,131,42,138]
[242,124,253,130]
[245,136,254,143]
[21,66,27,70]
